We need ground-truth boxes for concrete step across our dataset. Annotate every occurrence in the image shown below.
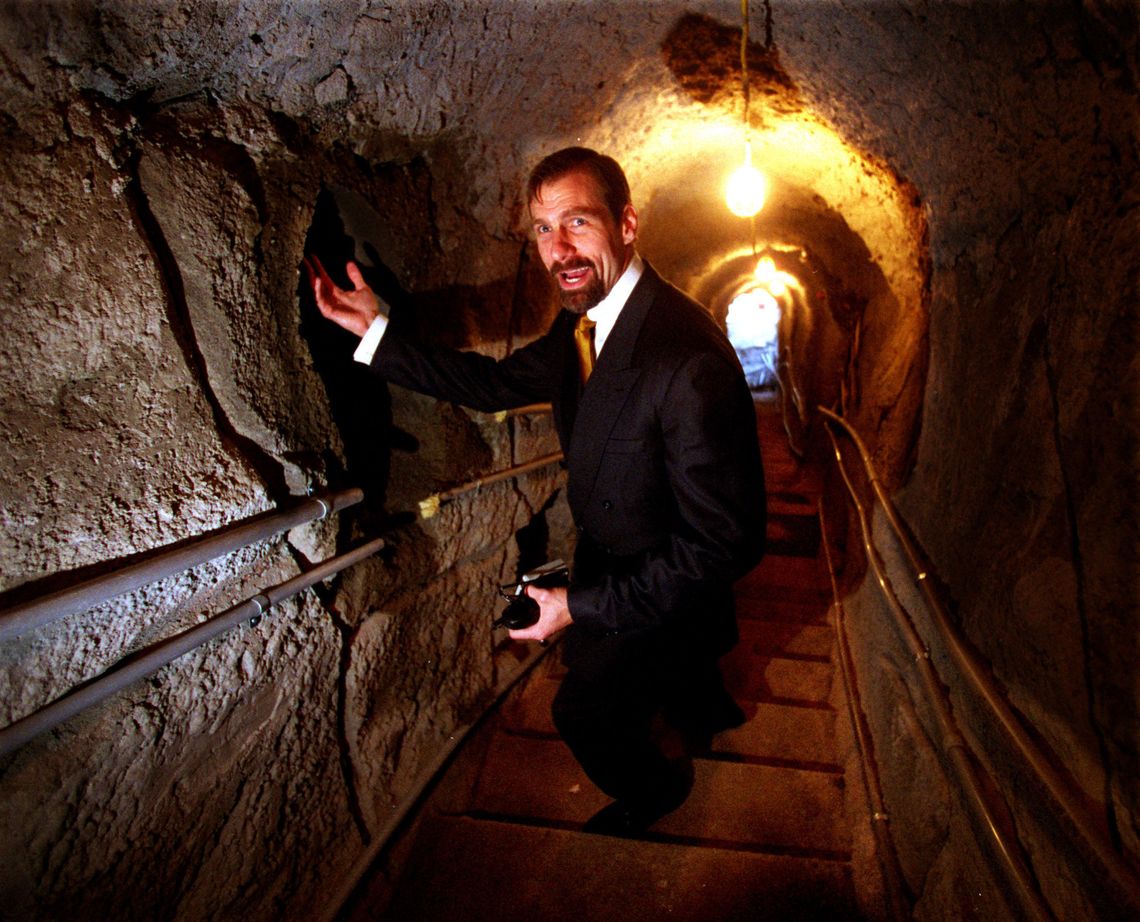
[469,734,850,857]
[767,489,820,517]
[380,814,858,922]
[500,677,839,769]
[722,652,836,707]
[737,553,832,597]
[499,620,836,742]
[734,593,832,624]
[498,673,559,736]
[349,419,871,922]
[766,511,822,557]
[713,701,840,769]
[737,617,835,660]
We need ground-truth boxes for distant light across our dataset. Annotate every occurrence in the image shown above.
[727,288,780,347]
[726,142,768,218]
[754,256,786,296]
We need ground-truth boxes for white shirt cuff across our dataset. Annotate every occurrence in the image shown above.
[353,314,389,364]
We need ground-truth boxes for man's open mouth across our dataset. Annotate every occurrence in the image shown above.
[554,261,593,289]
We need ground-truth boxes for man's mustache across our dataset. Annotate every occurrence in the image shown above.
[549,258,594,278]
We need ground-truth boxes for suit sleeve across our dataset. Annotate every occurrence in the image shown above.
[370,310,565,412]
[566,349,766,634]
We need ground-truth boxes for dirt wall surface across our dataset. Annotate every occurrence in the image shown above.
[0,1,1136,919]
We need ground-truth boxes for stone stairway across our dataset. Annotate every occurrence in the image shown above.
[345,401,881,921]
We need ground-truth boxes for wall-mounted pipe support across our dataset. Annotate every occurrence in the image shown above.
[0,488,364,643]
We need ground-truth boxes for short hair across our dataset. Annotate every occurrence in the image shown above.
[526,147,631,226]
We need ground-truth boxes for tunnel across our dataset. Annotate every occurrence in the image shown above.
[0,2,1136,920]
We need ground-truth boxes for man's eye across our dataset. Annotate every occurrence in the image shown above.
[535,225,550,235]
[570,217,587,227]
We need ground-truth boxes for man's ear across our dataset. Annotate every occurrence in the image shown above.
[621,203,638,245]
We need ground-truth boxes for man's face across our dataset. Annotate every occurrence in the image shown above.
[529,169,637,314]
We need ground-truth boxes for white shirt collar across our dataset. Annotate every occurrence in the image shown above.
[586,252,643,356]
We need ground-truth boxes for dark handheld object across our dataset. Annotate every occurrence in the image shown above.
[494,560,569,630]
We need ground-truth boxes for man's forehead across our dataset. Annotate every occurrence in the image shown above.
[529,169,607,214]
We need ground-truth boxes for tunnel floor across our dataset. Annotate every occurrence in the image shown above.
[345,401,878,921]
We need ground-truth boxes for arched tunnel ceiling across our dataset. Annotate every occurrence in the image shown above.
[499,14,927,326]
[514,14,929,477]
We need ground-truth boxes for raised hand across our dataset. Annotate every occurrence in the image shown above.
[303,254,381,338]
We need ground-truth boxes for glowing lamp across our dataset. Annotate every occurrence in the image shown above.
[754,255,785,295]
[726,143,768,218]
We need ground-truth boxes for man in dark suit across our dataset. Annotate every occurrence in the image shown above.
[306,147,766,834]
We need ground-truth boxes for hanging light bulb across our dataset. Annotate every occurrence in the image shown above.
[725,0,767,220]
[726,141,768,217]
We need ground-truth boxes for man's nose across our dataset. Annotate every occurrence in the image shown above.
[549,228,575,261]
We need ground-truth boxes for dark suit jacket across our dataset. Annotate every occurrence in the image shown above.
[373,262,766,658]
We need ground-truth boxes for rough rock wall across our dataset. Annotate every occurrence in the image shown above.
[0,1,1137,920]
[780,1,1139,918]
[0,3,573,919]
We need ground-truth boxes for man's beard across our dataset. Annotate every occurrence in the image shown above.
[551,258,605,314]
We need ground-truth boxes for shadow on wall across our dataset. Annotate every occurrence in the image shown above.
[298,189,420,528]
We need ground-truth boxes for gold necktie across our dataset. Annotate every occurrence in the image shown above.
[573,315,597,385]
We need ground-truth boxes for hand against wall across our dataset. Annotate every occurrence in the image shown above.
[303,255,381,338]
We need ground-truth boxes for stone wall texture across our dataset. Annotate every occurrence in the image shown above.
[0,1,1136,919]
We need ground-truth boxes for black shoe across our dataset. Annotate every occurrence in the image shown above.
[671,699,747,754]
[581,801,655,837]
[703,696,746,733]
[581,768,692,837]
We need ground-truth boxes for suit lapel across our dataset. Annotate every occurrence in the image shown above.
[565,267,661,513]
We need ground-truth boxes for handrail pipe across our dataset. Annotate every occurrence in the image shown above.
[0,536,385,758]
[819,497,912,922]
[827,426,1054,922]
[0,488,364,643]
[418,451,563,519]
[819,407,1140,908]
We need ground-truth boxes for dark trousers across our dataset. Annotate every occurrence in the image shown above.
[552,625,736,807]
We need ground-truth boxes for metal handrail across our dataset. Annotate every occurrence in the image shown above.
[492,403,554,421]
[1,446,566,757]
[0,536,386,758]
[0,488,364,643]
[819,406,1140,909]
[824,424,1053,921]
[417,451,564,519]
[819,497,911,922]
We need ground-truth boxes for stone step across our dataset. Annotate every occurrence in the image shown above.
[734,593,832,624]
[767,489,820,516]
[737,553,832,596]
[737,617,835,660]
[722,653,836,707]
[766,511,822,557]
[500,673,838,767]
[712,701,840,769]
[469,734,850,857]
[380,814,858,922]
